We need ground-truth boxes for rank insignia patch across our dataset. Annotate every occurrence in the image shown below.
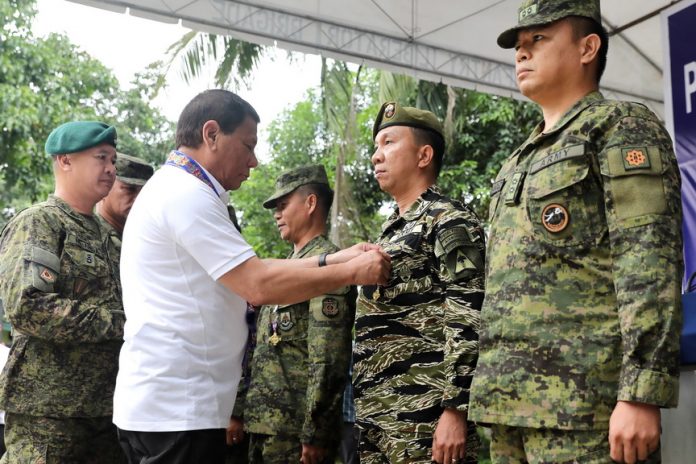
[321,298,339,318]
[622,147,650,170]
[384,103,395,119]
[39,268,56,283]
[541,203,569,233]
[279,311,294,331]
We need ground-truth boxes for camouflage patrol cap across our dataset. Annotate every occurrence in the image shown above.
[497,0,601,49]
[372,102,444,141]
[45,121,117,156]
[116,153,154,186]
[263,165,332,209]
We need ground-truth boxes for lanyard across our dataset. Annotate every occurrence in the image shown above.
[164,150,219,196]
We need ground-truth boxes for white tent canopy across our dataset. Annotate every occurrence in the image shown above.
[70,0,681,117]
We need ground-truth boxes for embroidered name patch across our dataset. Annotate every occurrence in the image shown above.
[530,144,585,175]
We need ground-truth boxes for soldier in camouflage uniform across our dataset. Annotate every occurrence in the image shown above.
[238,165,356,464]
[96,153,154,257]
[354,103,485,464]
[468,1,683,463]
[0,121,126,463]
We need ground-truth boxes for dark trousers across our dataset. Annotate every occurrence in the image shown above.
[117,427,226,464]
[339,422,359,464]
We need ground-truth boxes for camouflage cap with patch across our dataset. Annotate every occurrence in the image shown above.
[497,0,601,49]
[263,164,333,209]
[116,153,154,186]
[45,121,117,156]
[372,101,444,141]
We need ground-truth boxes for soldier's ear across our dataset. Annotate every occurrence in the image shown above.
[417,145,434,170]
[54,154,72,172]
[305,193,317,215]
[579,33,601,66]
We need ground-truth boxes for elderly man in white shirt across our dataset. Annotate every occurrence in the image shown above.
[113,89,390,464]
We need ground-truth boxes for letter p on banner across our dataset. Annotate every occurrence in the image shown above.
[686,61,696,114]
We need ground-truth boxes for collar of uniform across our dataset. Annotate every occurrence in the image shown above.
[292,234,329,259]
[513,91,604,158]
[539,91,604,138]
[96,213,120,238]
[382,185,439,231]
[47,194,98,226]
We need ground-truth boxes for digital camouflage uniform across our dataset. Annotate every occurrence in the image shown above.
[355,186,485,464]
[0,195,126,463]
[468,91,682,462]
[242,235,356,464]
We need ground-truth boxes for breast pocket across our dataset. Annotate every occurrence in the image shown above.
[60,234,108,298]
[378,232,434,301]
[525,154,606,248]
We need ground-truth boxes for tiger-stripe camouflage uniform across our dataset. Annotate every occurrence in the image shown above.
[355,186,484,464]
[243,234,356,463]
[0,196,125,462]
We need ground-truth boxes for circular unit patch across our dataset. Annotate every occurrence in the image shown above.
[541,203,569,233]
[322,297,339,318]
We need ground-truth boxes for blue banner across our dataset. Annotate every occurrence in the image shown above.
[665,1,696,286]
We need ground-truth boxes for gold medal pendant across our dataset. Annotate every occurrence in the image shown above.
[269,332,281,346]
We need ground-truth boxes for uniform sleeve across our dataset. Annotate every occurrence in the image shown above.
[433,209,485,411]
[0,210,124,343]
[301,285,356,447]
[598,113,683,407]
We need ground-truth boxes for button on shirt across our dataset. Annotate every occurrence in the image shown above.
[113,163,255,432]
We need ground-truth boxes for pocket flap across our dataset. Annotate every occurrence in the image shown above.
[28,246,60,272]
[527,162,590,199]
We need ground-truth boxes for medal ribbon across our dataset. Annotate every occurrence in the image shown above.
[165,150,219,196]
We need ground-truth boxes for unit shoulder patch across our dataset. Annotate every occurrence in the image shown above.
[622,147,650,170]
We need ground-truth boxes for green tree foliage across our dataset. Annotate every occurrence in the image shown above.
[164,31,264,88]
[102,63,175,166]
[1,0,116,214]
[0,0,174,225]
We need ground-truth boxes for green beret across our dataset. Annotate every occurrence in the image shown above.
[263,165,332,209]
[45,121,117,156]
[116,153,154,186]
[372,102,444,141]
[497,0,601,49]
